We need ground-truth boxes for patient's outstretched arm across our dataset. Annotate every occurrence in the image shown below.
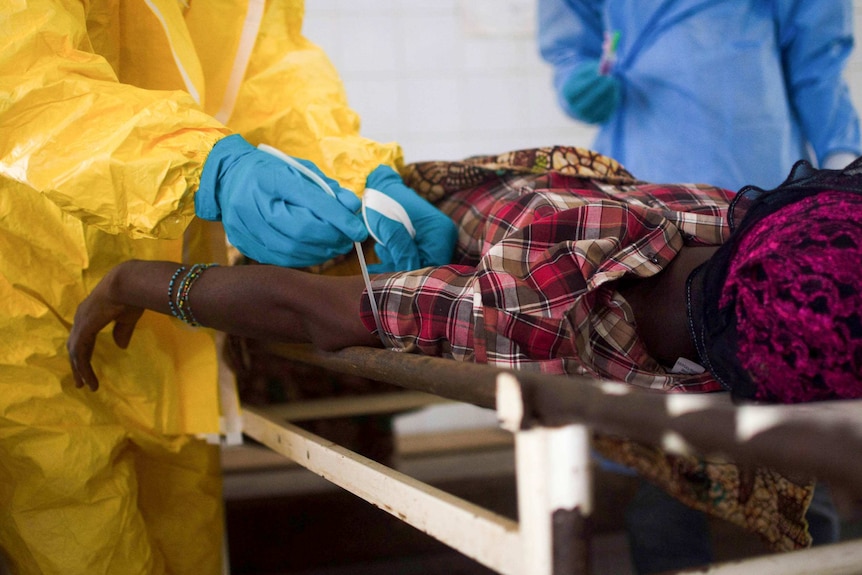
[67,260,380,390]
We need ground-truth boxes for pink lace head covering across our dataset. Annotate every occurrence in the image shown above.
[688,158,862,403]
[721,191,862,403]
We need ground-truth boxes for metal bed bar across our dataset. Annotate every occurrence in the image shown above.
[239,343,862,574]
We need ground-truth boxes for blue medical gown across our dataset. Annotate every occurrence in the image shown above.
[539,0,861,190]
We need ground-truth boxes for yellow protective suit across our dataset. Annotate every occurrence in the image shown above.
[0,0,402,573]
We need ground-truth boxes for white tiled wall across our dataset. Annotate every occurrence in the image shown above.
[306,0,862,165]
[304,0,596,163]
[303,0,862,434]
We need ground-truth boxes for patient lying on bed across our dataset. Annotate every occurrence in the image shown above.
[69,146,862,403]
[67,146,862,549]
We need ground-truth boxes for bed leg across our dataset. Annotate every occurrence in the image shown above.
[515,425,592,575]
[499,373,593,575]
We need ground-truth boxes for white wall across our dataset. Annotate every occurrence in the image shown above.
[303,0,862,434]
[305,0,862,165]
[303,0,597,164]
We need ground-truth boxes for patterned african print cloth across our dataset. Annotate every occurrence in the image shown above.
[359,147,814,550]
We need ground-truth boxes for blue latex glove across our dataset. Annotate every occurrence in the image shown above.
[362,165,457,273]
[561,60,621,124]
[196,135,367,267]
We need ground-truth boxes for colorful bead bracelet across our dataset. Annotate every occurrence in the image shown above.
[168,263,219,327]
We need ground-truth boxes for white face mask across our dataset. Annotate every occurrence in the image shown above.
[257,144,404,351]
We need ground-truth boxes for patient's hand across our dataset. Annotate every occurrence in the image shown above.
[67,267,144,391]
[65,259,386,392]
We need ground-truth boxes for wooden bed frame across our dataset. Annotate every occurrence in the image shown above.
[235,343,862,575]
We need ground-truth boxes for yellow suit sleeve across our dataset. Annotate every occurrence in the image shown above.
[0,0,230,240]
[217,0,403,194]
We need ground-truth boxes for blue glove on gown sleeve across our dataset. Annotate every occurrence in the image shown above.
[196,135,368,267]
[561,60,621,124]
[363,165,458,273]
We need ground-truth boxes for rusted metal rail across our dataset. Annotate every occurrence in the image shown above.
[259,343,862,497]
[260,343,502,408]
[243,343,862,574]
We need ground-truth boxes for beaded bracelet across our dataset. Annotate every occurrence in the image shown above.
[170,263,219,327]
[176,263,219,326]
[167,266,187,321]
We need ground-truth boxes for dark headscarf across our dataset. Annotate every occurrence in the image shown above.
[687,157,862,403]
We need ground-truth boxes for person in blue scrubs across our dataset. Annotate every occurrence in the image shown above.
[538,2,859,572]
[538,0,861,191]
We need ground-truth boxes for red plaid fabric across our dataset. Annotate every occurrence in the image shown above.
[360,164,734,392]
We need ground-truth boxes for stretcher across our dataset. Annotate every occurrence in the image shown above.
[237,343,862,575]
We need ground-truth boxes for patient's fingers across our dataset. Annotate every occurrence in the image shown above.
[112,309,143,349]
[67,329,99,392]
[67,291,138,392]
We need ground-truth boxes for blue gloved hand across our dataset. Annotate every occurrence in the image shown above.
[561,60,621,124]
[196,135,368,267]
[362,165,457,273]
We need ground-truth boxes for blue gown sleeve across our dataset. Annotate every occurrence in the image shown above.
[537,0,606,107]
[777,0,861,163]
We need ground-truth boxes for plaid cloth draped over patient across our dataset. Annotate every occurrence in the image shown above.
[359,147,815,551]
[360,147,731,391]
